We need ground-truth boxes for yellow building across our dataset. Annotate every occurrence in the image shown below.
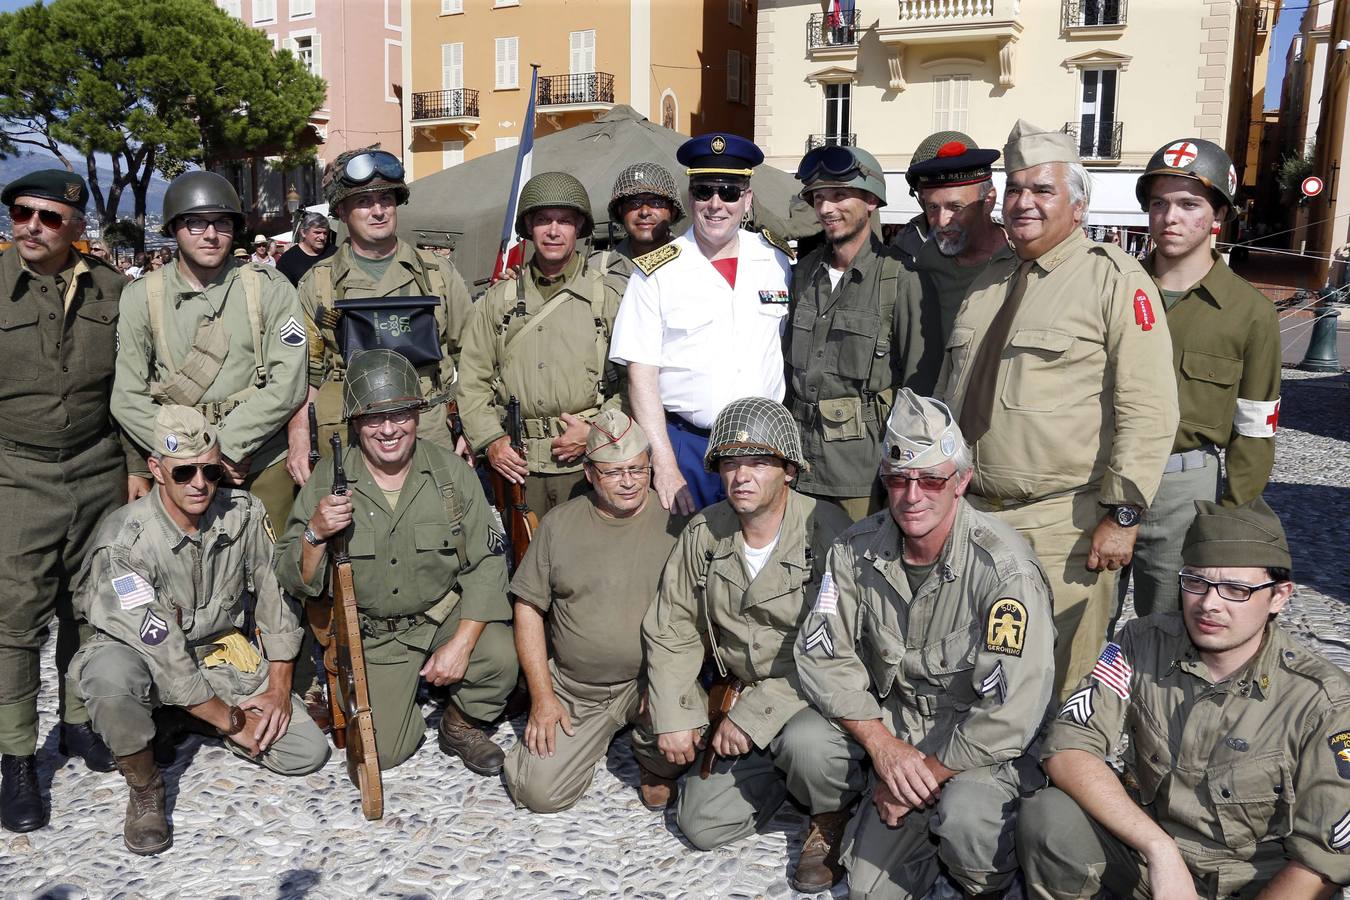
[401,0,758,180]
[755,0,1242,233]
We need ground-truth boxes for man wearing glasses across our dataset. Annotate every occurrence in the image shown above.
[796,389,1054,899]
[70,405,329,855]
[503,410,687,813]
[1020,498,1350,899]
[607,162,682,266]
[0,170,146,832]
[610,134,794,515]
[786,144,940,522]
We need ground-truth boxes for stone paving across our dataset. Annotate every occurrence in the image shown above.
[3,369,1348,900]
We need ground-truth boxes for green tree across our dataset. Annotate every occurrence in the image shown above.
[0,0,325,247]
[1276,148,1315,197]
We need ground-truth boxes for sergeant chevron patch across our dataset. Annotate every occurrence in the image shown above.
[979,661,1007,705]
[1058,684,1095,726]
[803,622,835,658]
[1331,809,1350,851]
[278,315,307,347]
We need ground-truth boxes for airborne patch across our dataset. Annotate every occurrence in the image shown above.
[1329,731,1350,780]
[1059,684,1095,726]
[633,243,680,277]
[279,315,307,347]
[985,598,1027,657]
[803,622,835,658]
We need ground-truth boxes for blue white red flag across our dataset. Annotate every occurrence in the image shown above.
[112,572,155,610]
[1091,642,1133,700]
[492,65,538,282]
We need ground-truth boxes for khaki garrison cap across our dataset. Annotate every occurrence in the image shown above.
[153,405,218,460]
[1003,119,1081,173]
[586,410,650,463]
[881,389,964,473]
[1181,497,1292,574]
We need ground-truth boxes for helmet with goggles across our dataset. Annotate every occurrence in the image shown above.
[323,147,408,209]
[795,144,888,206]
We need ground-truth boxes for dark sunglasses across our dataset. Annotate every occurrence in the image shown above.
[169,463,225,484]
[340,150,404,186]
[795,145,880,184]
[9,203,74,230]
[619,195,674,212]
[690,183,744,203]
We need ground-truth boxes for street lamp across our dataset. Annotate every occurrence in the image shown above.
[286,182,301,223]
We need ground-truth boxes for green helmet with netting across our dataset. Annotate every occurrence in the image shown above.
[343,349,426,420]
[515,171,594,240]
[703,396,807,473]
[1136,138,1238,220]
[161,171,245,236]
[608,162,684,224]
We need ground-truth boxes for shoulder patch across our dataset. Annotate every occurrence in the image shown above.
[1091,641,1133,700]
[139,609,170,645]
[813,569,839,615]
[1329,731,1350,780]
[1332,809,1350,851]
[1058,684,1095,725]
[278,315,307,347]
[760,228,795,261]
[634,242,680,276]
[985,598,1027,657]
[802,621,835,658]
[112,572,155,610]
[1132,288,1156,332]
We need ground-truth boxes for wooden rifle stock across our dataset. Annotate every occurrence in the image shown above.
[489,395,539,568]
[699,677,745,779]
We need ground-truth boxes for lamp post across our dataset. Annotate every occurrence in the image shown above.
[286,182,301,229]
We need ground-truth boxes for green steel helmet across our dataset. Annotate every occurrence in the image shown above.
[342,349,426,420]
[607,162,684,224]
[905,130,986,194]
[323,145,409,209]
[1136,138,1238,220]
[703,396,806,473]
[515,171,594,240]
[160,171,245,236]
[796,145,888,206]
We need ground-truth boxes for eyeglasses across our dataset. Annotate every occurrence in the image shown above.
[881,471,956,493]
[690,183,744,203]
[619,195,673,213]
[169,463,225,484]
[357,409,416,427]
[9,203,74,230]
[1177,572,1280,603]
[591,464,654,482]
[179,216,236,236]
[339,150,404,187]
[795,145,882,185]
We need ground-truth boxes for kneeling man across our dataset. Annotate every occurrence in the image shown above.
[797,390,1055,899]
[72,406,329,855]
[1020,498,1350,899]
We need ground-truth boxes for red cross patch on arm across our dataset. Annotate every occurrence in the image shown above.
[1234,397,1280,438]
[1132,289,1155,332]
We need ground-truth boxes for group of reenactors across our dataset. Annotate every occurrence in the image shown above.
[0,111,1345,900]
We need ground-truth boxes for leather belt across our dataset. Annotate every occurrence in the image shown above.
[1163,444,1218,475]
[0,430,107,463]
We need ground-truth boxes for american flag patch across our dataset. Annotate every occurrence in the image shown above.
[1091,642,1133,700]
[111,573,155,610]
[979,661,1007,705]
[814,570,839,615]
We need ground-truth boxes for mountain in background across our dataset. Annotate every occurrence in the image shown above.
[0,150,172,234]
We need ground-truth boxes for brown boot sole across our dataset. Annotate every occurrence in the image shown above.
[125,832,173,856]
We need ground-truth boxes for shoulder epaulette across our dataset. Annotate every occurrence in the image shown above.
[761,228,795,261]
[634,242,680,277]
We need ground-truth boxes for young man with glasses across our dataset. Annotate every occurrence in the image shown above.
[0,170,148,832]
[786,144,941,522]
[1020,498,1350,899]
[610,134,794,515]
[502,410,688,813]
[70,405,329,855]
[796,389,1055,899]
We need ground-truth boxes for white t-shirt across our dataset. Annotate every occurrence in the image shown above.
[741,532,781,581]
[827,266,846,291]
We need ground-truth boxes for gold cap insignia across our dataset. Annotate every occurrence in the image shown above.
[64,182,81,201]
[711,136,726,154]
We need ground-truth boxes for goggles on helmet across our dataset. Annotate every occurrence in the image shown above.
[795,145,882,185]
[340,151,405,187]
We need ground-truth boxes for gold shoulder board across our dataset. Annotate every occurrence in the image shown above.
[761,228,795,261]
[634,242,680,277]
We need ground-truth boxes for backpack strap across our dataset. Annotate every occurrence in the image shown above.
[241,264,266,388]
[145,267,232,407]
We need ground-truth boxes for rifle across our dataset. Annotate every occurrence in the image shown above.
[447,399,464,448]
[488,395,539,569]
[324,434,383,819]
[699,676,745,779]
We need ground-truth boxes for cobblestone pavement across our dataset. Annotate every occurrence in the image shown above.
[3,370,1347,900]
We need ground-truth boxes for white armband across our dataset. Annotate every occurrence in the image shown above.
[1233,397,1279,438]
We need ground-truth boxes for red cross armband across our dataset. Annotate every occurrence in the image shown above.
[1233,397,1280,438]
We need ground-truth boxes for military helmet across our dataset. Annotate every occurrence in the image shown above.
[515,171,594,240]
[703,397,806,473]
[796,145,888,206]
[342,349,426,420]
[607,162,684,225]
[324,145,409,210]
[160,171,245,236]
[1136,138,1238,220]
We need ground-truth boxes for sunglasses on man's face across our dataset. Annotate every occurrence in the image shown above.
[169,463,225,485]
[690,183,745,203]
[9,203,73,230]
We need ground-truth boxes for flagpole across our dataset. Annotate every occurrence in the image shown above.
[492,63,541,282]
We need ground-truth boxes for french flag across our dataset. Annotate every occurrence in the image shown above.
[827,0,852,27]
[492,64,539,282]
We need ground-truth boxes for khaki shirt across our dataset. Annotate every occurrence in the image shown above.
[1146,252,1280,506]
[277,439,510,625]
[913,238,1016,344]
[71,486,299,708]
[642,491,851,749]
[785,236,942,498]
[936,229,1179,508]
[1043,615,1350,888]
[112,261,307,468]
[457,250,626,473]
[796,500,1054,773]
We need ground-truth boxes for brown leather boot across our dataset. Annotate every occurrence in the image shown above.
[636,762,678,810]
[115,749,171,856]
[789,808,851,892]
[437,705,504,776]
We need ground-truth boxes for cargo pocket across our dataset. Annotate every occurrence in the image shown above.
[1208,753,1292,849]
[831,309,881,381]
[945,326,975,383]
[662,306,716,369]
[414,522,461,590]
[1179,349,1242,430]
[860,604,903,699]
[74,299,118,375]
[1127,713,1173,805]
[1001,329,1076,412]
[0,307,39,381]
[818,397,865,442]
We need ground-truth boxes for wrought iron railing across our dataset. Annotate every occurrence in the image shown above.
[536,72,615,106]
[1063,120,1123,160]
[807,10,862,49]
[1061,0,1127,28]
[806,133,857,151]
[411,89,480,121]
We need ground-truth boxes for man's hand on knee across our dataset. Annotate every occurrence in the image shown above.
[870,733,941,810]
[524,692,574,758]
[710,716,751,758]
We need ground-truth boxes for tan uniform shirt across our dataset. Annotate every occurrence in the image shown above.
[796,501,1054,773]
[936,229,1179,508]
[642,491,851,749]
[71,487,299,708]
[913,238,1016,344]
[1043,615,1350,888]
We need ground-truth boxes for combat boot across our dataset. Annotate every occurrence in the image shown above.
[59,722,116,773]
[790,808,851,892]
[0,754,47,832]
[437,705,504,776]
[115,749,171,855]
[636,762,677,810]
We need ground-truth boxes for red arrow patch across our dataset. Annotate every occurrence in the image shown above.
[1133,289,1155,332]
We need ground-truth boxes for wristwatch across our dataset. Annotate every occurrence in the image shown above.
[220,705,246,737]
[303,526,325,547]
[1108,505,1142,528]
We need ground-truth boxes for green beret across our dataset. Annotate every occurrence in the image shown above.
[1,168,89,212]
[1181,497,1292,574]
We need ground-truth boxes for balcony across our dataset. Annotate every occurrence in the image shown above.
[806,133,857,151]
[1062,0,1127,36]
[536,72,615,119]
[877,0,1023,91]
[411,89,480,137]
[807,10,862,55]
[1063,120,1123,161]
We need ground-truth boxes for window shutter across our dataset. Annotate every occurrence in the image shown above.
[727,49,740,102]
[933,76,950,132]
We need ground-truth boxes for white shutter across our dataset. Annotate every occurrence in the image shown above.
[217,0,241,16]
[727,49,740,102]
[496,137,519,151]
[952,75,969,133]
[442,141,464,169]
[290,0,315,17]
[442,42,463,90]
[496,37,518,89]
[570,30,594,74]
[253,0,275,23]
[441,0,463,12]
[933,76,951,132]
